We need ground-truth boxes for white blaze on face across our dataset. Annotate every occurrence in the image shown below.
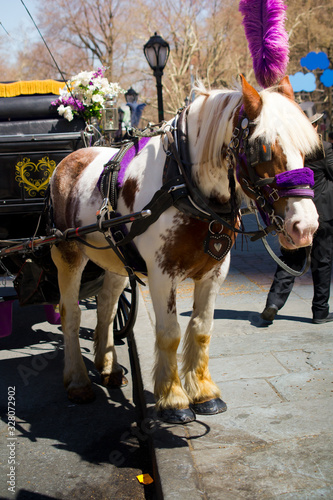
[281,198,319,249]
[280,151,319,249]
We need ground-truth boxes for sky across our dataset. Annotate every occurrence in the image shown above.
[0,0,39,63]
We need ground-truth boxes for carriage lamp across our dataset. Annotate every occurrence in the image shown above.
[143,32,170,122]
[102,95,118,132]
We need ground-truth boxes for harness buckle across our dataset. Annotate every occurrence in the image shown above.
[96,198,113,230]
[257,196,266,209]
[232,138,239,149]
[269,188,280,203]
[168,183,186,193]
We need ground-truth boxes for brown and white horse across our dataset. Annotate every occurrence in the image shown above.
[50,76,319,423]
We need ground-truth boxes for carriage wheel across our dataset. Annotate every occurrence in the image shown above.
[113,280,138,339]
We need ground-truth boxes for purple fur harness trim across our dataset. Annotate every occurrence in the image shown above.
[271,167,315,199]
[260,168,315,204]
[98,137,151,191]
[275,167,314,188]
[118,137,150,186]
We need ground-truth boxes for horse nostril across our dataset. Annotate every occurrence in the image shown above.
[292,221,301,238]
[288,219,317,246]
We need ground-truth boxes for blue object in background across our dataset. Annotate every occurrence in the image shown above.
[126,102,147,128]
[300,51,330,71]
[320,69,333,88]
[289,72,316,92]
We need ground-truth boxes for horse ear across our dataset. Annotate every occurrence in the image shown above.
[240,74,262,120]
[277,75,294,101]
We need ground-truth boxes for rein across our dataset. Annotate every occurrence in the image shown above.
[253,209,312,277]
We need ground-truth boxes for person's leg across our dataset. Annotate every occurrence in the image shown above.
[261,248,305,321]
[311,222,333,323]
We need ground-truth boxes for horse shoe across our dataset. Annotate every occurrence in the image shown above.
[158,407,196,424]
[192,398,227,415]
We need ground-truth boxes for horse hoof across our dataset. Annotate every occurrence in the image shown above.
[158,407,196,424]
[67,385,96,404]
[192,398,227,415]
[102,371,128,388]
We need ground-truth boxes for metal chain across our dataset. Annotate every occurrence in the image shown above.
[129,124,166,138]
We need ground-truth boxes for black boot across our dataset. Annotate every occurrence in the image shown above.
[312,312,333,324]
[260,304,278,323]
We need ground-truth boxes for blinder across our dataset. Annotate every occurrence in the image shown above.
[245,137,272,167]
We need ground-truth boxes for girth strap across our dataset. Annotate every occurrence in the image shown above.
[99,140,136,209]
[117,176,186,245]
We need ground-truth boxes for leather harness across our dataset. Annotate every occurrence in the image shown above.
[94,105,316,279]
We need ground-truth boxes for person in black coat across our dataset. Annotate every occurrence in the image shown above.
[261,102,333,324]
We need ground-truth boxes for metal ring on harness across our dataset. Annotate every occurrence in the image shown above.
[209,221,224,234]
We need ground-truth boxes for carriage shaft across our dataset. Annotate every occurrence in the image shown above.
[0,210,151,258]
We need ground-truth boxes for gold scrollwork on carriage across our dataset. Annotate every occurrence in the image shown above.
[15,156,57,197]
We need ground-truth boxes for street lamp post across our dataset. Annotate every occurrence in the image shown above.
[143,32,170,122]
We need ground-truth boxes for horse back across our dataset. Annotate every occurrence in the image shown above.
[50,147,113,230]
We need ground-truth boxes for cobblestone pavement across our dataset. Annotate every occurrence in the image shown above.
[135,217,333,500]
[0,297,155,500]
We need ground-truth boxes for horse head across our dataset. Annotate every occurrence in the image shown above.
[236,74,319,250]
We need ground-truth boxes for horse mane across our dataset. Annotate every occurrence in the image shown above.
[191,83,242,172]
[191,82,320,173]
[251,87,320,157]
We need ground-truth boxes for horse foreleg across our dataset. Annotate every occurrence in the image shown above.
[51,243,94,403]
[94,271,128,387]
[183,258,230,415]
[148,273,195,424]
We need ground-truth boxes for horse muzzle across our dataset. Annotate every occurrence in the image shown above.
[279,197,319,250]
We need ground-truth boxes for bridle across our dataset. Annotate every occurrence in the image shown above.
[226,106,315,275]
[227,107,315,236]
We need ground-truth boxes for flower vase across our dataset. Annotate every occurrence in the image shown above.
[85,117,101,146]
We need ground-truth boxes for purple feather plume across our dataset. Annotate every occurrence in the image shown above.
[239,0,289,88]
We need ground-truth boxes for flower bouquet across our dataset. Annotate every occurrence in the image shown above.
[52,67,124,123]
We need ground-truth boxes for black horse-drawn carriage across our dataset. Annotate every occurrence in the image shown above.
[0,80,137,338]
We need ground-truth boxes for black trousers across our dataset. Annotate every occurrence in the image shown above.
[265,221,333,319]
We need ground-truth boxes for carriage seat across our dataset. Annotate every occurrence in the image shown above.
[0,80,85,227]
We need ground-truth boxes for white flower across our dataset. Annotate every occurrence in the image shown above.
[63,106,74,121]
[57,104,73,121]
[92,94,104,104]
[75,70,93,87]
[99,78,110,91]
[110,82,124,94]
[57,104,66,116]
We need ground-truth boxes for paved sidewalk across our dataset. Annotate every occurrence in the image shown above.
[0,296,153,500]
[133,224,333,499]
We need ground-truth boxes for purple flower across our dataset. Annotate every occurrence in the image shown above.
[92,67,105,79]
